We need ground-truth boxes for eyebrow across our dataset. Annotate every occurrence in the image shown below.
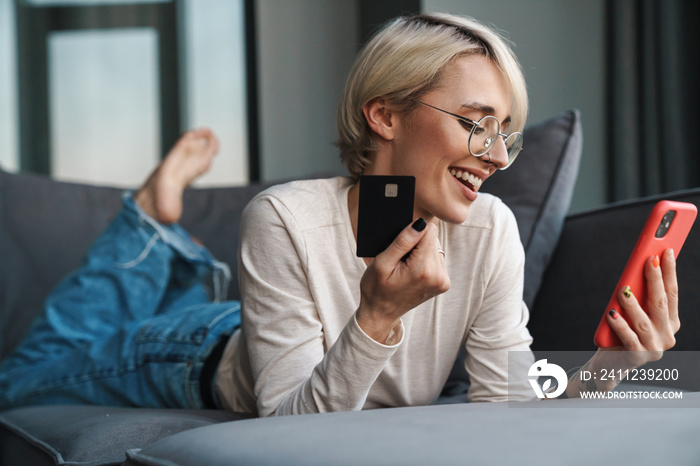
[460,102,512,125]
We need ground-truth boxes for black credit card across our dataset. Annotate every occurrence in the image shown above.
[356,175,415,257]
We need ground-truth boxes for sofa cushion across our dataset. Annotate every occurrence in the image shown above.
[482,109,582,307]
[0,405,251,466]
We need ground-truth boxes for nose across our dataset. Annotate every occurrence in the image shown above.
[484,135,509,169]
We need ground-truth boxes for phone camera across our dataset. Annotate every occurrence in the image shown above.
[655,210,677,238]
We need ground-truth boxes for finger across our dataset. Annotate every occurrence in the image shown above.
[210,132,221,154]
[405,222,451,293]
[378,218,428,265]
[644,254,670,325]
[189,127,209,139]
[433,234,445,261]
[618,285,655,343]
[407,222,440,263]
[605,309,642,350]
[661,248,679,324]
[196,128,220,152]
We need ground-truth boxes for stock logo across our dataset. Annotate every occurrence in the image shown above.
[528,359,567,399]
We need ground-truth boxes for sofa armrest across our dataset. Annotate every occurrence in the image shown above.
[123,395,700,465]
[529,188,700,351]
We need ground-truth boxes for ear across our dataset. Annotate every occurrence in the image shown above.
[362,98,396,142]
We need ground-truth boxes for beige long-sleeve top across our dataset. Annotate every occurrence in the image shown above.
[215,176,534,416]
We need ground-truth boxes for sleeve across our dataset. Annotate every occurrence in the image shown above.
[238,193,403,417]
[464,202,535,402]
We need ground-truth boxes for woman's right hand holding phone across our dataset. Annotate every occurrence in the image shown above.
[356,218,451,344]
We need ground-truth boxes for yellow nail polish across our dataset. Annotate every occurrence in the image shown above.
[622,286,632,299]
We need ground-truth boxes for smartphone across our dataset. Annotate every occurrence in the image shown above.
[356,175,415,258]
[593,200,697,348]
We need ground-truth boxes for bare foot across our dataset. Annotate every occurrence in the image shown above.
[135,128,219,224]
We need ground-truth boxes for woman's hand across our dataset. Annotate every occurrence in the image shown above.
[356,218,450,343]
[566,249,680,396]
[604,248,680,355]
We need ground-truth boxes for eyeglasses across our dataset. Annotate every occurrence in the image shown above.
[412,100,524,170]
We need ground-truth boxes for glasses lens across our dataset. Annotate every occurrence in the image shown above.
[504,132,524,167]
[468,116,500,156]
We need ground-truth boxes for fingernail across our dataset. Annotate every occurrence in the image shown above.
[622,286,632,299]
[412,218,427,232]
[609,309,618,320]
[653,255,660,268]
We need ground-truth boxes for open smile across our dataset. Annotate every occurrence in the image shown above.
[449,168,484,191]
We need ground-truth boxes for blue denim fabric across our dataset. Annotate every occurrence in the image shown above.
[0,194,240,409]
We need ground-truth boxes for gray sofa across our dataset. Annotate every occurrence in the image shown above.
[2,110,700,465]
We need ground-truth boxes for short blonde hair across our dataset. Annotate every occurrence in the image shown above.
[336,13,528,178]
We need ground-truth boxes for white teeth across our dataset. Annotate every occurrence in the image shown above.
[450,169,483,190]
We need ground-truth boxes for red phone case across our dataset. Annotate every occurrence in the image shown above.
[593,200,697,348]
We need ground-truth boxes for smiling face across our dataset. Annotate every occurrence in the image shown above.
[364,54,514,225]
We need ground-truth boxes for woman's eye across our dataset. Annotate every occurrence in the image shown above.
[458,119,475,131]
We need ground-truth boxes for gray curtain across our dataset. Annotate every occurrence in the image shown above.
[607,0,700,202]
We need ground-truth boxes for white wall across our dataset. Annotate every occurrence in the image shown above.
[256,0,358,181]
[423,0,607,212]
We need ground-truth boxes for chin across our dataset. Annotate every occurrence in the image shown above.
[437,203,471,225]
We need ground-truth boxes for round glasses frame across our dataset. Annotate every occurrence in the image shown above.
[411,99,523,170]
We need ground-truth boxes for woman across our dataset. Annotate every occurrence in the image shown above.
[0,13,679,415]
[217,13,680,416]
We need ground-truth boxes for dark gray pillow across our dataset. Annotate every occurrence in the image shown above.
[482,109,582,307]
